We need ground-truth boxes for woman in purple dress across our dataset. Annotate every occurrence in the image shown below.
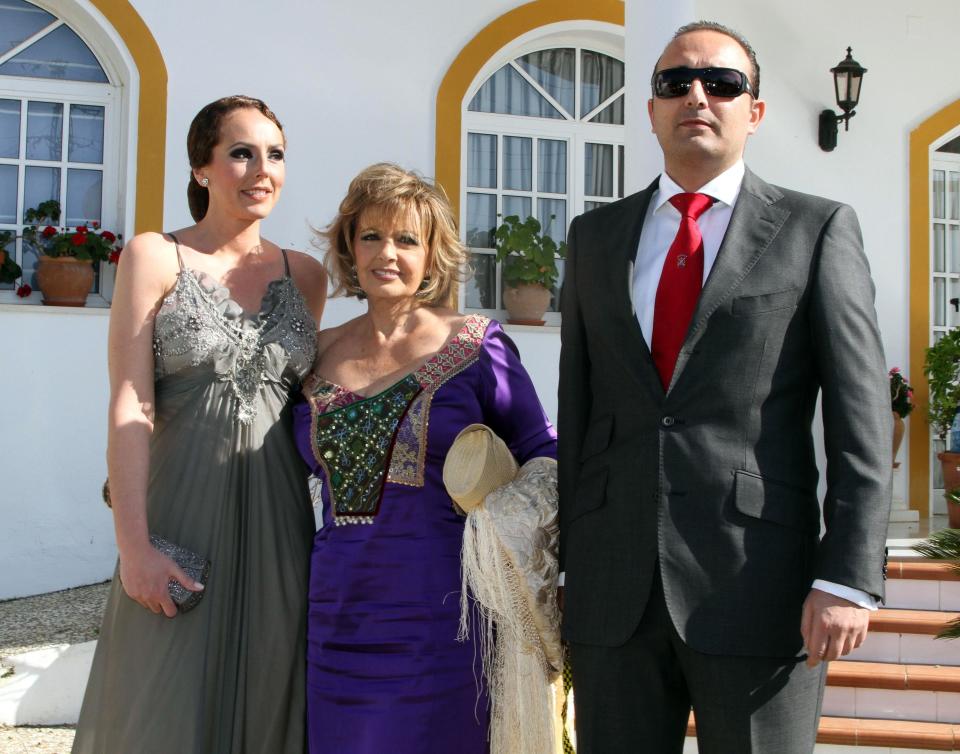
[292,163,557,753]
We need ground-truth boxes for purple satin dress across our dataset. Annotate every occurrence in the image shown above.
[292,315,557,754]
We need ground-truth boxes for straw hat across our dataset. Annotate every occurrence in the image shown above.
[443,424,519,512]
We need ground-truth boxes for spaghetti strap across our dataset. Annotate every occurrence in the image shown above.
[166,233,185,271]
[280,248,291,277]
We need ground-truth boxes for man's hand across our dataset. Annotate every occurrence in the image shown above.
[800,588,870,667]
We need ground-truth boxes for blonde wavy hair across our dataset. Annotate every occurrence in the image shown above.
[319,163,467,306]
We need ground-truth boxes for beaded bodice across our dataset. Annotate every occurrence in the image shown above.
[153,258,317,423]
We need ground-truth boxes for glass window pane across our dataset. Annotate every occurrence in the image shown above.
[26,100,62,160]
[502,195,531,221]
[465,192,496,249]
[23,164,59,220]
[68,104,104,164]
[935,278,946,327]
[581,50,625,119]
[538,139,566,194]
[935,223,946,272]
[503,136,531,191]
[466,133,496,189]
[0,164,17,223]
[468,63,564,119]
[585,143,614,197]
[0,0,56,58]
[584,201,607,212]
[66,168,101,226]
[589,95,625,125]
[0,24,108,82]
[20,234,40,288]
[951,172,960,221]
[537,198,566,244]
[465,253,495,309]
[951,279,960,329]
[515,48,575,117]
[0,98,20,158]
[618,144,624,198]
[934,170,945,218]
[951,226,960,274]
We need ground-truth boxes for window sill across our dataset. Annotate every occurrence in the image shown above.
[0,294,111,314]
[501,322,560,334]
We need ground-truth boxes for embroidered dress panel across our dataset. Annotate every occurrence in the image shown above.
[312,374,421,525]
[153,254,316,424]
[305,315,488,521]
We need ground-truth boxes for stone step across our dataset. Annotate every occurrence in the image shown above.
[824,661,960,724]
[685,713,960,751]
[849,610,960,666]
[885,561,960,611]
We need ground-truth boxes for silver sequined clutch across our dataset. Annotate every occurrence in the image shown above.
[148,535,210,613]
[103,479,211,613]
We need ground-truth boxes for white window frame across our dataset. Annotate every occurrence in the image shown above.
[460,25,626,326]
[929,134,960,514]
[0,0,135,307]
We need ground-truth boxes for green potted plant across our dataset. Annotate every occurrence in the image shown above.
[22,200,122,306]
[494,214,567,325]
[923,328,960,521]
[913,528,960,637]
[0,229,23,288]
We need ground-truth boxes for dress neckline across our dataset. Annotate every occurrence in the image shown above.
[308,313,487,402]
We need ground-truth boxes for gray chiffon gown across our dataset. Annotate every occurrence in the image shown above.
[72,240,317,754]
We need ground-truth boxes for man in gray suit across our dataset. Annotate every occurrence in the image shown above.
[558,21,891,753]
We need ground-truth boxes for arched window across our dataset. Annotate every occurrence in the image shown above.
[461,40,626,323]
[0,0,121,303]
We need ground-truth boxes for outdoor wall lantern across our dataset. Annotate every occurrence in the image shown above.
[818,47,867,152]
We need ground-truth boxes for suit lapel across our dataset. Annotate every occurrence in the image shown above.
[669,169,791,389]
[599,179,666,400]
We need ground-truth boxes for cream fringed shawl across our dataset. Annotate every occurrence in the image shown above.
[457,457,563,754]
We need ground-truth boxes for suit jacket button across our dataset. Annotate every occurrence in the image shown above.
[661,416,675,427]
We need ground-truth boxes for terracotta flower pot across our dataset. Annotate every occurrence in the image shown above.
[503,283,551,325]
[36,256,93,306]
[937,451,960,526]
[892,412,905,467]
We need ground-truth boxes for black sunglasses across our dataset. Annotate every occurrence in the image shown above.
[651,66,754,99]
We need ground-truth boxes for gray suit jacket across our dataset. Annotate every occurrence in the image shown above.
[558,168,892,657]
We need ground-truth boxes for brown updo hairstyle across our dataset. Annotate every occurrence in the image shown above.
[320,163,467,307]
[186,95,284,222]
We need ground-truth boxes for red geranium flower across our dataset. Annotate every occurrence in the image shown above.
[91,221,100,229]
[108,249,121,265]
[16,283,31,298]
[41,225,57,238]
[76,225,88,233]
[100,230,116,243]
[71,233,87,246]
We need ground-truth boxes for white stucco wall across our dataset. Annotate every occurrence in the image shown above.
[2,0,957,597]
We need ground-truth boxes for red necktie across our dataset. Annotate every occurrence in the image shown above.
[651,192,715,390]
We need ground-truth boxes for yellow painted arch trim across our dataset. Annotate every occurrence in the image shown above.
[434,0,624,220]
[90,0,166,234]
[908,100,960,512]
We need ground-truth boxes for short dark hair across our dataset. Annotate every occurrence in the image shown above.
[653,21,760,98]
[186,95,285,222]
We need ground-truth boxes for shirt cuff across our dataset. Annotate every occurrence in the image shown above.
[557,571,565,587]
[811,579,878,610]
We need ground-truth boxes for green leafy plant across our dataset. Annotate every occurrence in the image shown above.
[0,229,21,285]
[22,200,122,264]
[923,328,960,440]
[913,527,960,639]
[494,214,567,290]
[889,368,914,418]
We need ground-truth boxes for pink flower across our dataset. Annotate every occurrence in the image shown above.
[889,367,900,374]
[16,284,31,298]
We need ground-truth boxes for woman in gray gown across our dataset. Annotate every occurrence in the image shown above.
[72,96,327,754]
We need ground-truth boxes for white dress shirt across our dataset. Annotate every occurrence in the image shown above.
[619,160,876,611]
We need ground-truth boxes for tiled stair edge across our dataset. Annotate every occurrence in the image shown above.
[688,714,960,750]
[889,561,960,582]
[828,660,960,692]
[870,609,957,635]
